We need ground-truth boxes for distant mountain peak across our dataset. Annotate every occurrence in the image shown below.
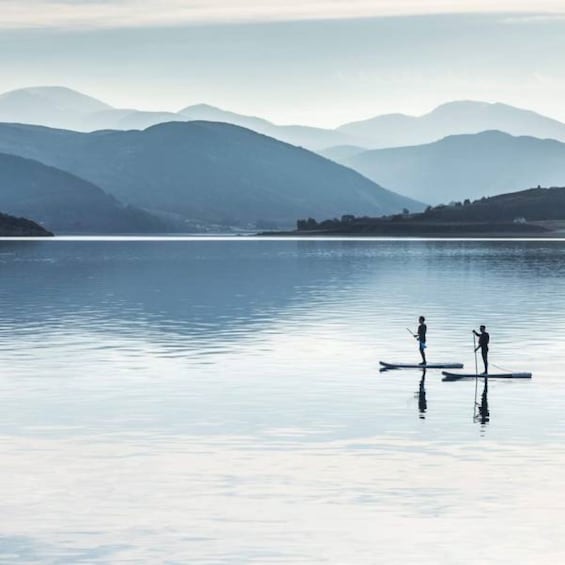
[181,103,223,112]
[426,99,549,118]
[177,103,272,127]
[0,85,112,112]
[337,99,565,149]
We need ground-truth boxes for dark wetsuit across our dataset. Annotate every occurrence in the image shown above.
[475,331,490,372]
[417,323,427,364]
[418,324,427,350]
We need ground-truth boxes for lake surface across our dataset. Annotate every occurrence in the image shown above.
[1,238,564,563]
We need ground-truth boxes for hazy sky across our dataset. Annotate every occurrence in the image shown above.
[1,2,565,126]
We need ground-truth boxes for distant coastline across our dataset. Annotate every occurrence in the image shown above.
[258,223,558,238]
[259,186,565,238]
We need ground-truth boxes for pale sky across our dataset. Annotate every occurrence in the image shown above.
[1,1,565,28]
[1,3,565,126]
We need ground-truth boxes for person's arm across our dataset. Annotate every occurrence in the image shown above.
[472,329,479,337]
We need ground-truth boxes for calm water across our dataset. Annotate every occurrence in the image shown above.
[1,238,564,564]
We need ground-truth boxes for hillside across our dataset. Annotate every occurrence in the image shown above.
[422,186,565,223]
[0,121,422,228]
[0,211,53,236]
[337,101,565,148]
[342,131,565,204]
[0,152,170,233]
[282,186,565,237]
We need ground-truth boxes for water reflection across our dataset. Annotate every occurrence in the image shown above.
[1,239,564,563]
[417,370,427,419]
[475,376,491,426]
[0,241,370,354]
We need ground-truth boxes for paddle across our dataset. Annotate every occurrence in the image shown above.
[473,333,479,418]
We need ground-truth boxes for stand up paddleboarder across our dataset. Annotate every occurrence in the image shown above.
[414,316,427,365]
[473,325,490,374]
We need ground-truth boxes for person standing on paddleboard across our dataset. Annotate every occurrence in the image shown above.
[414,316,427,365]
[473,325,490,374]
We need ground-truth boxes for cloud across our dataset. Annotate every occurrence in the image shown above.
[503,14,565,24]
[1,0,565,29]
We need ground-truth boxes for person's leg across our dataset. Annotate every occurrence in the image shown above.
[482,349,488,374]
[420,343,426,365]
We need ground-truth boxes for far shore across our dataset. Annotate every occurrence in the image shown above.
[258,220,565,239]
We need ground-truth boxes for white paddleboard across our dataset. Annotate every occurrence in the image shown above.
[380,361,464,370]
[442,371,532,381]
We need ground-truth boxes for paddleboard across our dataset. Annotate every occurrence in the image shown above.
[442,371,532,381]
[380,361,464,370]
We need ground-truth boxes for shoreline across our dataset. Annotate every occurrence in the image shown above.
[258,231,565,239]
[4,233,565,242]
[258,219,565,238]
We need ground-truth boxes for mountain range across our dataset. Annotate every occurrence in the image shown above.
[0,87,351,150]
[0,121,420,230]
[338,131,565,204]
[2,86,565,151]
[2,85,565,232]
[336,100,565,148]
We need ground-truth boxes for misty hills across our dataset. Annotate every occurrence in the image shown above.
[339,131,565,204]
[0,87,111,131]
[3,85,565,226]
[178,104,272,133]
[87,104,352,149]
[4,86,565,152]
[319,145,368,162]
[0,121,420,228]
[0,152,169,233]
[82,109,184,131]
[336,101,565,148]
[0,86,351,150]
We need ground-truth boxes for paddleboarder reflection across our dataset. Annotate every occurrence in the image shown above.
[417,369,427,419]
[474,376,490,425]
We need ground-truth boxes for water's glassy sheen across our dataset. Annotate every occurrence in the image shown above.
[1,239,564,563]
